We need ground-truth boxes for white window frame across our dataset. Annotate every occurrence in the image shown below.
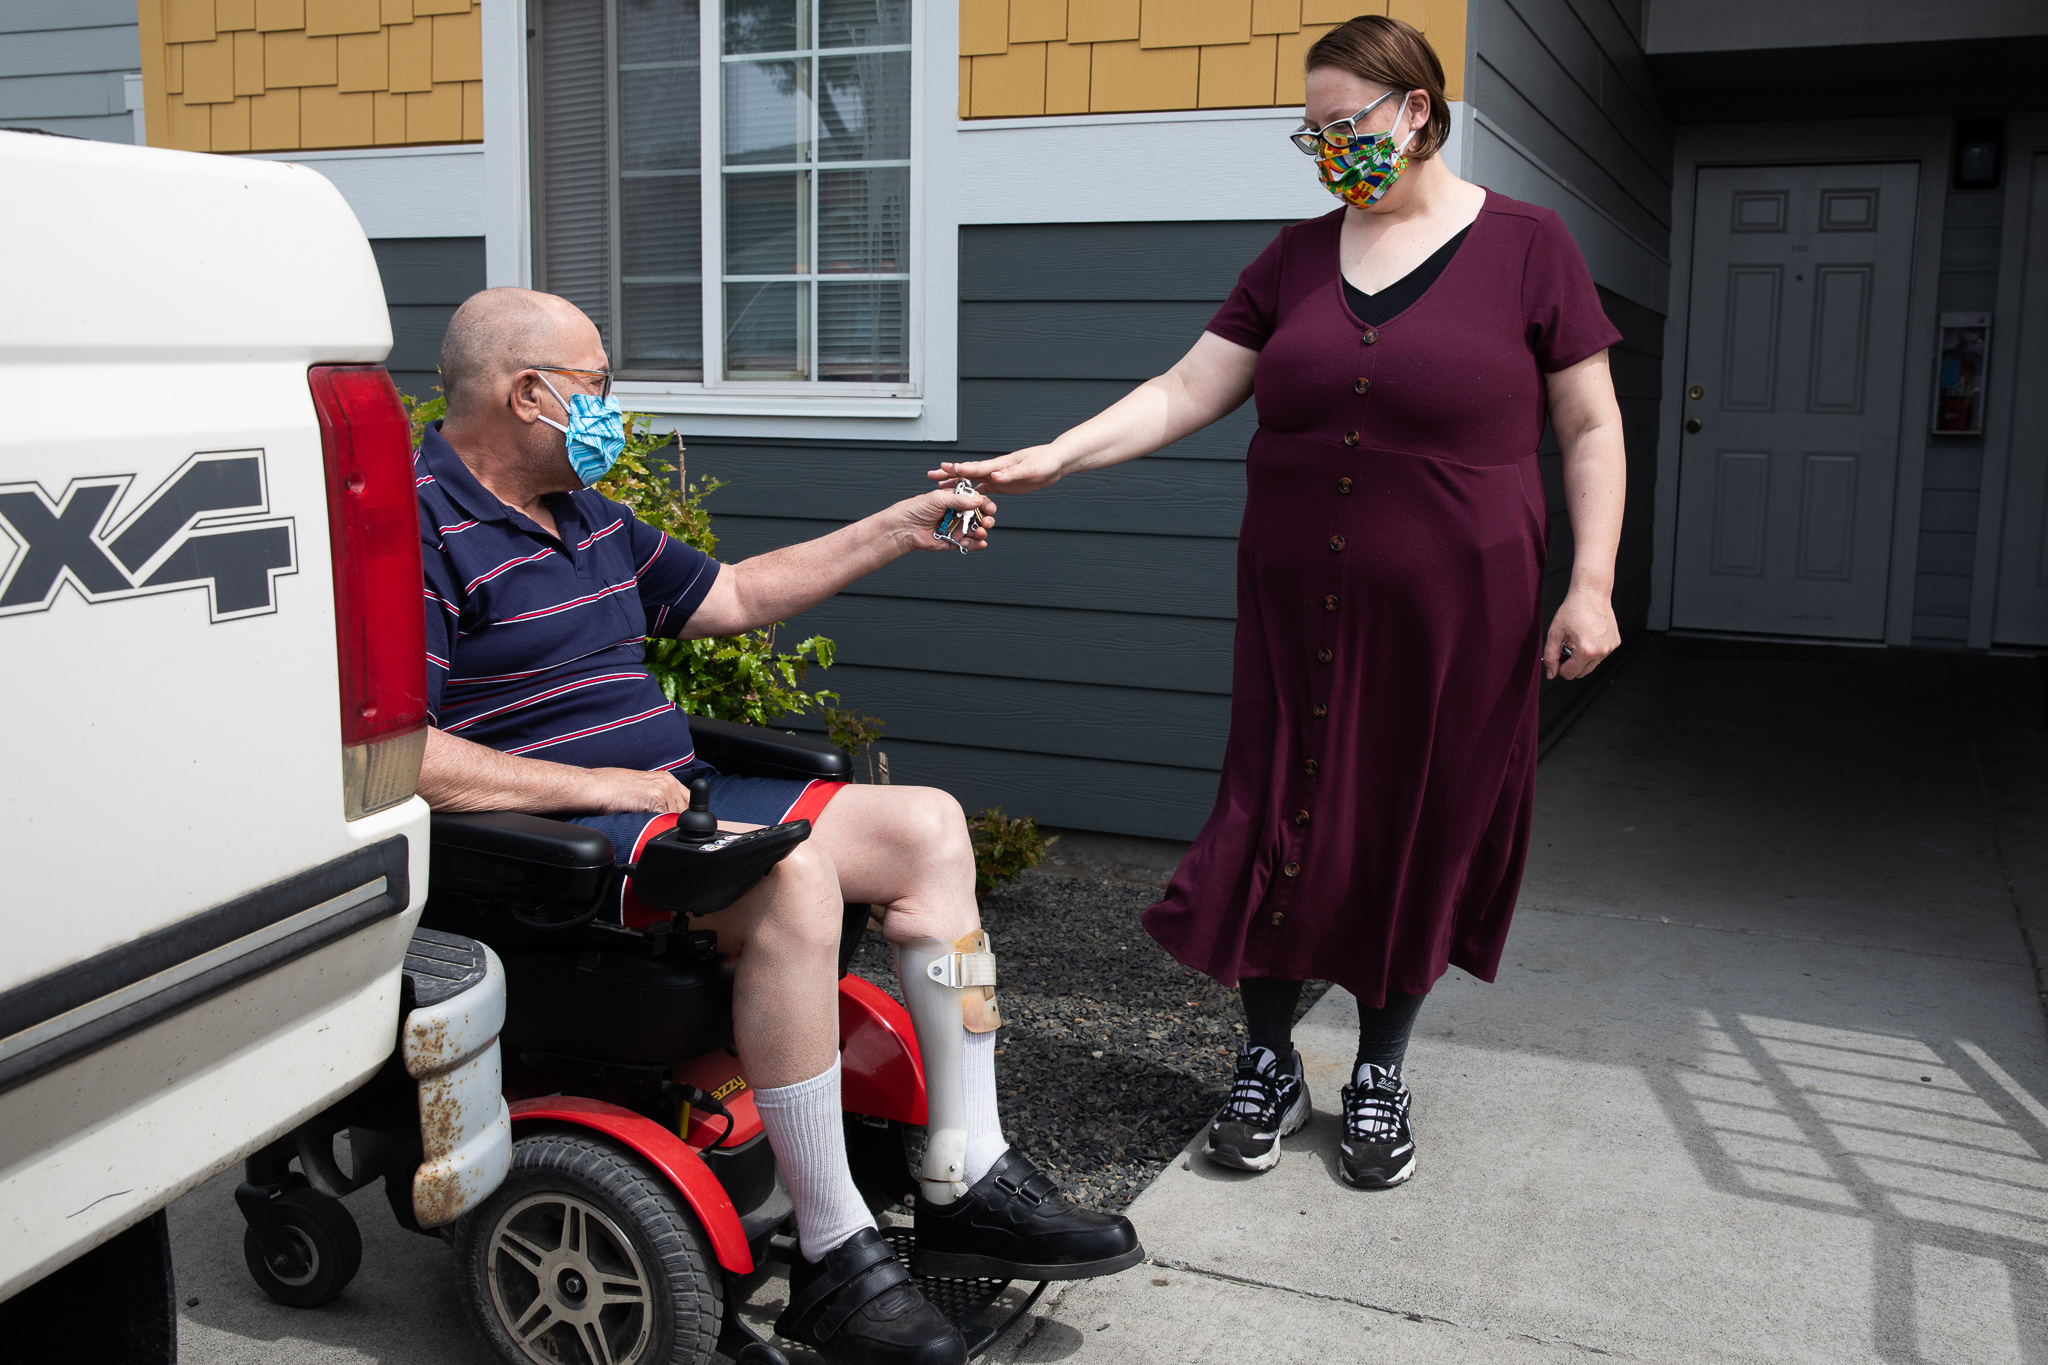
[486,0,957,441]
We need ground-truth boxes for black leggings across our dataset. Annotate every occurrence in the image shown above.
[1239,977,1427,1073]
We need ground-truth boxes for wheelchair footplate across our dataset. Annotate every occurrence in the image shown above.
[883,1227,1047,1357]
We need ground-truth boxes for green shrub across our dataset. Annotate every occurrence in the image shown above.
[824,707,888,784]
[966,808,1056,898]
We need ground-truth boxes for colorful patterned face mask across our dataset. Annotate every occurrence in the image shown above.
[1310,101,1418,210]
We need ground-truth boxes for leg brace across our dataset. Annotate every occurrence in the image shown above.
[895,931,1000,1205]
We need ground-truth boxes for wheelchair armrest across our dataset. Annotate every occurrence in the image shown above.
[688,716,851,783]
[429,811,615,905]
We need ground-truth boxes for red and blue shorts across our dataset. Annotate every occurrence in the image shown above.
[563,767,847,928]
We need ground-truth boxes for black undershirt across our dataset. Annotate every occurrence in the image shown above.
[1342,224,1472,326]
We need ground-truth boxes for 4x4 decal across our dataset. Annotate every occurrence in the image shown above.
[0,451,297,623]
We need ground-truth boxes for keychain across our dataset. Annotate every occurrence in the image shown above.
[932,478,982,553]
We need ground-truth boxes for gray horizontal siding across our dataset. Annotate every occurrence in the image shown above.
[961,301,1218,379]
[1467,0,1673,313]
[960,221,1284,301]
[0,4,138,144]
[1472,0,1672,230]
[1,0,139,31]
[958,378,1257,459]
[777,664,1231,770]
[0,24,138,78]
[699,444,1247,539]
[1912,187,2004,644]
[373,237,486,402]
[709,517,1239,620]
[770,595,1236,694]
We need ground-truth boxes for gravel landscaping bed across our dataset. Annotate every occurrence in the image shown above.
[849,873,1328,1212]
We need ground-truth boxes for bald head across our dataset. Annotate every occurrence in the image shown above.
[438,288,601,419]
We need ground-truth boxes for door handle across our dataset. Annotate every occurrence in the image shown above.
[1685,418,1703,434]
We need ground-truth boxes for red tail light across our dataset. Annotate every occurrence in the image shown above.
[310,365,427,819]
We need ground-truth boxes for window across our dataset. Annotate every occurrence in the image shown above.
[529,0,916,403]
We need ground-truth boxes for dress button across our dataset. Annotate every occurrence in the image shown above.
[1304,759,1319,776]
[1283,862,1301,877]
[1362,329,1379,345]
[1317,648,1333,663]
[1338,477,1354,494]
[1342,430,1360,446]
[1323,594,1339,611]
[1354,378,1370,395]
[1294,809,1310,825]
[1329,535,1346,552]
[1271,911,1286,926]
[1313,703,1327,718]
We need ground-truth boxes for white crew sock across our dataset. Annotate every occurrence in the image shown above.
[750,1059,875,1262]
[963,1026,1008,1186]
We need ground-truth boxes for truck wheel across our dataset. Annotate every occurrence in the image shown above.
[844,1115,917,1213]
[455,1132,721,1365]
[241,1187,363,1308]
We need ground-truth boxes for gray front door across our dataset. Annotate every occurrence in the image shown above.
[1672,163,1920,639]
[1994,153,2048,646]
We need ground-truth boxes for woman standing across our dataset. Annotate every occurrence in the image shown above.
[932,16,1626,1190]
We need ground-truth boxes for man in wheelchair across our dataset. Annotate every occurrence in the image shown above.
[414,289,1139,1365]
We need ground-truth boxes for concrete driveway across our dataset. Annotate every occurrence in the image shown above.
[993,640,2048,1364]
[168,638,2048,1363]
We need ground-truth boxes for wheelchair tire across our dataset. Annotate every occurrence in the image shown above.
[241,1187,362,1309]
[455,1131,721,1365]
[844,1115,917,1214]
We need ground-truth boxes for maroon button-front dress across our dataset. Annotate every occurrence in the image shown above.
[1142,190,1622,1008]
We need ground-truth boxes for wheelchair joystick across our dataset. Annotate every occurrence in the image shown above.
[673,777,718,844]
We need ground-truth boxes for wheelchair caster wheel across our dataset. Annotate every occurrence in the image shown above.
[241,1187,363,1308]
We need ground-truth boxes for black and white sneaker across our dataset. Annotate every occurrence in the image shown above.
[1339,1063,1415,1188]
[1203,1046,1310,1172]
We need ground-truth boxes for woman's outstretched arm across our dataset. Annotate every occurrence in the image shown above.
[929,331,1259,494]
[1541,349,1627,681]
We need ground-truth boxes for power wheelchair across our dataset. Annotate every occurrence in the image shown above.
[234,717,1044,1365]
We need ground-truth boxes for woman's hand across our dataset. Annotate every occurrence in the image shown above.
[1542,584,1620,680]
[927,445,1068,494]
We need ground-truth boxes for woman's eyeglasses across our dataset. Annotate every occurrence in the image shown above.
[1290,89,1407,156]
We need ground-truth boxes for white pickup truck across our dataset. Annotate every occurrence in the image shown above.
[0,129,508,1358]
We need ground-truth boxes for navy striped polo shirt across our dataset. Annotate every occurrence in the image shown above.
[416,421,719,772]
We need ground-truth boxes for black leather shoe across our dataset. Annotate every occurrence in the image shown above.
[913,1148,1144,1281]
[775,1227,966,1365]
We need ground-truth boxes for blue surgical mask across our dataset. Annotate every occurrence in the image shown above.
[535,372,626,486]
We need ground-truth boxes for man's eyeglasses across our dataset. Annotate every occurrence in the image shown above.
[1290,89,1408,156]
[530,365,613,399]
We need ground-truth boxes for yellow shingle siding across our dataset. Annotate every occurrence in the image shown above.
[962,0,1466,117]
[138,0,482,152]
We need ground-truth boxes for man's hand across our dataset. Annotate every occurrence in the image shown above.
[582,767,693,814]
[888,483,997,553]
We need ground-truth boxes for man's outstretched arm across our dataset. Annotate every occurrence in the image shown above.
[684,484,994,638]
[419,726,691,814]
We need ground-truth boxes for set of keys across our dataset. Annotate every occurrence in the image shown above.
[932,477,983,553]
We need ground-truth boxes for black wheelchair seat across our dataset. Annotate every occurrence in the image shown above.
[417,718,865,1077]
